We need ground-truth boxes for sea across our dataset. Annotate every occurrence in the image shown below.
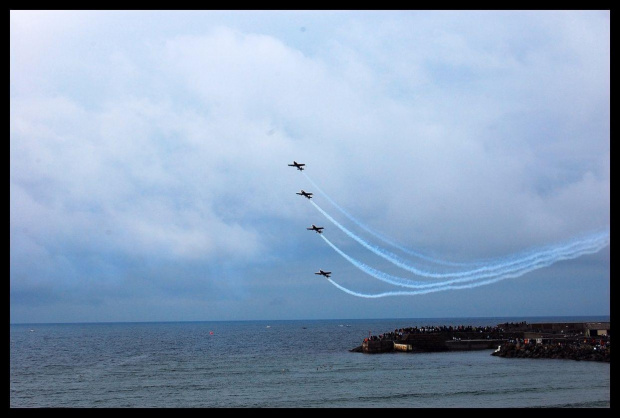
[10,316,610,408]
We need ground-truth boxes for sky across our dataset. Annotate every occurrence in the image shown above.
[10,10,610,323]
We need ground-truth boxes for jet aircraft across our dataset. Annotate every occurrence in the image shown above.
[315,270,331,278]
[296,190,313,199]
[288,161,305,171]
[307,224,324,234]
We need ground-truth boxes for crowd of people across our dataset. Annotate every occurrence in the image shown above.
[359,323,610,362]
[363,323,610,347]
[364,323,524,342]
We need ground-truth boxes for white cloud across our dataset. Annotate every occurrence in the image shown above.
[10,11,609,321]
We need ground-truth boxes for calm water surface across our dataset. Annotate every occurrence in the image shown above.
[10,316,610,408]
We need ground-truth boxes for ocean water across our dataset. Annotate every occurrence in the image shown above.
[10,316,610,408]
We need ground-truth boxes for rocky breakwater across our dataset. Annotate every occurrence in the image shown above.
[353,323,527,354]
[492,339,610,363]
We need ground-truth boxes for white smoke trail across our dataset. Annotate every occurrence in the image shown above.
[298,166,610,297]
[303,172,485,267]
[325,239,608,298]
[311,199,610,280]
[304,172,610,273]
[320,233,609,289]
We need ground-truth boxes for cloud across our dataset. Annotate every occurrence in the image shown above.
[10,11,609,321]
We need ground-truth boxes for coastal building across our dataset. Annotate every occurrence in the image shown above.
[522,321,610,343]
[585,322,610,337]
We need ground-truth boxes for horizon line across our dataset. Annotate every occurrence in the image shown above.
[9,314,611,326]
